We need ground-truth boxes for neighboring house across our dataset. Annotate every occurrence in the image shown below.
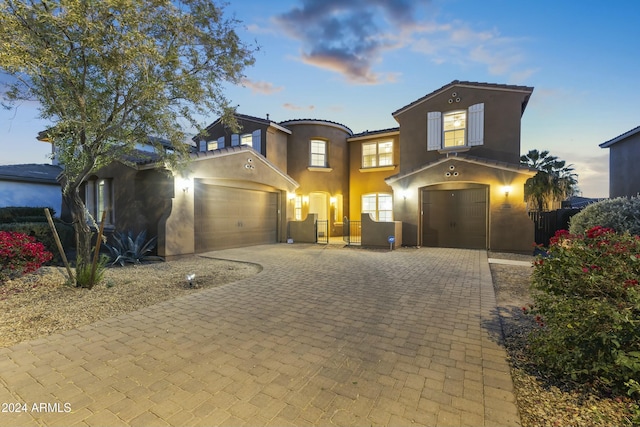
[54,80,538,256]
[599,125,640,198]
[0,164,62,211]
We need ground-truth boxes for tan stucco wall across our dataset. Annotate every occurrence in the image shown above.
[361,213,403,248]
[287,213,318,243]
[158,149,298,258]
[387,158,534,252]
[348,133,399,220]
[266,128,289,172]
[284,121,351,228]
[394,85,530,174]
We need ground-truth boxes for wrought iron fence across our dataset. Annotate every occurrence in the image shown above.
[529,208,581,247]
[343,217,361,245]
[316,220,328,244]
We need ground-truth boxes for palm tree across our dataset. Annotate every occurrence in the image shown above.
[521,149,578,211]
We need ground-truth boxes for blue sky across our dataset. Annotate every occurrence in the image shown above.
[2,0,639,198]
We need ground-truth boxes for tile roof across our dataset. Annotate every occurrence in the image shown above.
[599,125,640,148]
[392,80,534,117]
[349,127,400,139]
[279,119,353,135]
[0,164,63,184]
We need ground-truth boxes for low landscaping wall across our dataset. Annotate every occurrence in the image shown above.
[287,213,317,244]
[361,213,403,248]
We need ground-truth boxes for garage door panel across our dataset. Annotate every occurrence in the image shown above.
[195,184,278,251]
[422,187,487,249]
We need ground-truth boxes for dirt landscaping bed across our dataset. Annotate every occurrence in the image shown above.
[0,255,261,348]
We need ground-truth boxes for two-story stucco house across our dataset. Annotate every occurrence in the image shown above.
[61,80,537,257]
[599,125,640,198]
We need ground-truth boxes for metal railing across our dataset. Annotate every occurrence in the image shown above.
[316,220,328,244]
[343,217,361,245]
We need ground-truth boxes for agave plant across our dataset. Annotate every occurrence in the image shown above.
[105,230,163,266]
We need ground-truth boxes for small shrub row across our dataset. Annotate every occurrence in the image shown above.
[529,226,640,394]
[0,206,56,224]
[0,231,53,282]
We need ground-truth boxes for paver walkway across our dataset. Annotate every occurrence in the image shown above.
[0,245,520,426]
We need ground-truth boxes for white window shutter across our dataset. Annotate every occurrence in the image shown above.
[427,111,442,151]
[231,134,239,146]
[468,103,484,146]
[252,129,261,153]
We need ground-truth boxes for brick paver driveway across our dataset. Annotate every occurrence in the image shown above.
[0,244,520,426]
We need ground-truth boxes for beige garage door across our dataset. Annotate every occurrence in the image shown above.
[195,184,278,251]
[422,187,487,249]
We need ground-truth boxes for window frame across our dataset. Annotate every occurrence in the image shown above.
[427,103,484,151]
[309,139,327,167]
[362,140,394,168]
[85,177,113,225]
[361,192,393,222]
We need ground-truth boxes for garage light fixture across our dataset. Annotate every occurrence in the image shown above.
[179,176,192,193]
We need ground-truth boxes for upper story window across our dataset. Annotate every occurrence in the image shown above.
[310,139,327,167]
[428,103,484,151]
[206,136,224,151]
[362,141,393,168]
[232,130,261,153]
[443,111,466,148]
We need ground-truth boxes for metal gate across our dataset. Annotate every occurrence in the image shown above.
[316,220,328,244]
[342,217,361,245]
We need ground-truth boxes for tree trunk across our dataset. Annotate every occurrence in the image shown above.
[62,184,92,287]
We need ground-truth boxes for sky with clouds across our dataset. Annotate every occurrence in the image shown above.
[2,0,639,198]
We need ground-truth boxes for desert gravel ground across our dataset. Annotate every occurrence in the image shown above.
[0,255,261,348]
[1,249,636,426]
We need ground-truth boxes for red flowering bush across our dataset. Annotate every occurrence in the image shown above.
[529,226,640,392]
[0,231,53,283]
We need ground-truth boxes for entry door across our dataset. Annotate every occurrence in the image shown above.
[422,187,487,249]
[309,192,328,238]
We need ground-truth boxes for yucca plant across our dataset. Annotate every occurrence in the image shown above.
[105,230,163,266]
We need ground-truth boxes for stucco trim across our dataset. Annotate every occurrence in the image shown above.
[307,167,334,172]
[359,166,396,173]
[385,155,536,185]
[190,145,300,189]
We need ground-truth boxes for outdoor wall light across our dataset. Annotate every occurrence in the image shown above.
[502,185,513,197]
[287,192,296,200]
[330,196,337,206]
[302,195,309,204]
[399,189,410,200]
[180,177,192,193]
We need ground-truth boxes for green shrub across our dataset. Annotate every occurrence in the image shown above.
[569,197,640,236]
[0,206,55,223]
[0,231,53,282]
[0,222,74,265]
[529,226,640,393]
